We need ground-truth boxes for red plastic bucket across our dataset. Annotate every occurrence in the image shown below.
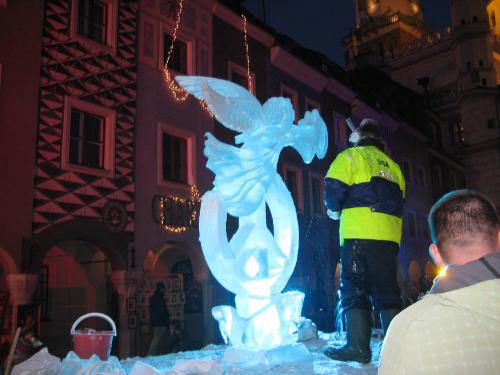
[70,312,117,361]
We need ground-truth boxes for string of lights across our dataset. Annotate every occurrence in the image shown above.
[159,185,201,233]
[162,0,213,117]
[160,10,252,234]
[242,14,253,93]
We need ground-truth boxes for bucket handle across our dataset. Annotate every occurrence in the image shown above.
[70,312,117,336]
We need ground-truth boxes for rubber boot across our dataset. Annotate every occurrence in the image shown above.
[380,308,400,335]
[322,308,372,364]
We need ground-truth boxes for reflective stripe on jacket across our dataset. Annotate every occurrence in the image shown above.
[324,145,405,245]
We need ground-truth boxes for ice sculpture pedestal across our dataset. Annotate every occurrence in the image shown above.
[212,291,305,351]
[222,342,312,370]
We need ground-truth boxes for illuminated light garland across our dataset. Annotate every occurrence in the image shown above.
[159,185,201,233]
[242,15,253,93]
[162,0,214,118]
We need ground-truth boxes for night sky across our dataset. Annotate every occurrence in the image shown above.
[242,0,452,66]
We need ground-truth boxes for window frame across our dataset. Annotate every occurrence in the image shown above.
[70,0,118,52]
[416,164,426,190]
[406,210,417,239]
[332,111,346,147]
[62,96,116,177]
[401,157,413,185]
[450,121,464,145]
[449,171,457,189]
[228,61,256,95]
[282,163,304,213]
[280,84,299,123]
[157,122,197,190]
[309,172,325,216]
[159,22,194,76]
[139,13,159,67]
[433,165,443,189]
[421,214,430,241]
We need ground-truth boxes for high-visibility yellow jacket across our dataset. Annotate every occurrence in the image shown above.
[324,145,405,245]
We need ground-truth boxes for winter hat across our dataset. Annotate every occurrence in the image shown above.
[358,118,380,138]
[349,118,381,144]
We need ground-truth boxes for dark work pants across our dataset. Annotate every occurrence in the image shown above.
[340,239,402,312]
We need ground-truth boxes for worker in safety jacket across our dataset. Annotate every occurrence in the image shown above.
[322,119,405,364]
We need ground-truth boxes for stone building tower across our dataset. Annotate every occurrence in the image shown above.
[344,0,500,209]
[344,0,427,69]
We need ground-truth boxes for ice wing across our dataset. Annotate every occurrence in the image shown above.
[176,76,264,134]
[204,132,274,216]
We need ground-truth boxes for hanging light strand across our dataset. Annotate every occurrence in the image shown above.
[162,0,213,118]
[163,0,189,102]
[242,14,253,93]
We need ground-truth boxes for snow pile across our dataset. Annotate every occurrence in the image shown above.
[11,348,60,375]
[120,331,382,374]
[59,351,125,374]
[12,331,382,374]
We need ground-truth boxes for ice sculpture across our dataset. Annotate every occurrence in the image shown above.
[176,76,328,350]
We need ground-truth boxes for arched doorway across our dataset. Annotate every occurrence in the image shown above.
[141,243,205,352]
[153,246,204,351]
[40,240,113,357]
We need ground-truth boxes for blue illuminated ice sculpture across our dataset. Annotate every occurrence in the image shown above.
[176,76,328,351]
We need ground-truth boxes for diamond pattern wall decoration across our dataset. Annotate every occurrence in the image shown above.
[33,0,138,234]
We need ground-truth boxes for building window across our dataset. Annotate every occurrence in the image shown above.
[70,109,105,169]
[450,171,457,189]
[39,266,49,319]
[228,61,255,94]
[433,165,443,189]
[332,112,346,147]
[62,97,115,176]
[309,173,325,216]
[282,164,303,212]
[280,84,299,123]
[421,216,430,241]
[401,158,412,185]
[407,211,417,238]
[72,0,117,49]
[416,165,426,189]
[450,122,464,144]
[163,33,188,74]
[77,0,108,44]
[158,122,196,187]
[162,133,187,184]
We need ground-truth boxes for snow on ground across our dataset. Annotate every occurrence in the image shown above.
[14,331,383,374]
[120,331,383,374]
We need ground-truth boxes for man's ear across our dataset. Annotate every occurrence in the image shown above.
[429,243,445,268]
[497,229,500,252]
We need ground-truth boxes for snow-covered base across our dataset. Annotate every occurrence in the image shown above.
[119,331,383,374]
[15,331,382,374]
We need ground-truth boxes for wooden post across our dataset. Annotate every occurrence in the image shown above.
[4,327,21,375]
